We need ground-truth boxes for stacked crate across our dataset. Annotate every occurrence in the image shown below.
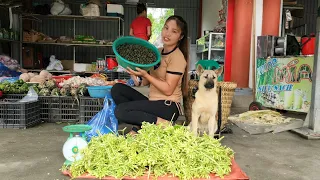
[0,98,41,129]
[3,94,104,123]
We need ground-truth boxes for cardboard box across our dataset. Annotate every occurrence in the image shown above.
[61,60,74,71]
[22,47,34,68]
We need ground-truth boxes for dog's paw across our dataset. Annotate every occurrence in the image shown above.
[214,133,221,139]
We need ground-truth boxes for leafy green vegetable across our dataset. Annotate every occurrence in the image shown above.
[39,88,50,96]
[51,88,60,96]
[60,87,71,96]
[45,80,56,90]
[78,83,88,97]
[70,123,234,180]
[38,83,46,90]
[0,80,30,94]
[32,85,39,94]
[0,84,5,90]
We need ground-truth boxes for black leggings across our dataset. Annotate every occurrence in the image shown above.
[111,83,180,130]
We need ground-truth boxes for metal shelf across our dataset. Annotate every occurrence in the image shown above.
[196,48,225,54]
[0,38,20,43]
[25,69,129,76]
[196,32,226,60]
[20,12,124,70]
[22,41,113,47]
[25,70,103,74]
[22,13,124,21]
[26,69,72,73]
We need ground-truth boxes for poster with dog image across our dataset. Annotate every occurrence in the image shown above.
[256,56,313,113]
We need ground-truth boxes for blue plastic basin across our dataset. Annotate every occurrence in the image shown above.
[87,86,113,98]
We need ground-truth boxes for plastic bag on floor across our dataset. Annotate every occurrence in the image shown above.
[85,94,118,141]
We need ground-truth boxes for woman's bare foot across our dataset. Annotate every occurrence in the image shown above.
[128,130,138,136]
[156,117,172,128]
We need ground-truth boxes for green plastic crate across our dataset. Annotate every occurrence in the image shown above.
[196,60,224,81]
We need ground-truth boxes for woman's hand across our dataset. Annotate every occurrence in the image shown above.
[127,67,148,77]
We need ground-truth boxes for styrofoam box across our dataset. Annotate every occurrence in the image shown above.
[74,63,92,72]
[107,4,124,15]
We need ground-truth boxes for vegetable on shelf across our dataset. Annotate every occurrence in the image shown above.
[19,73,30,82]
[0,79,30,94]
[39,70,52,79]
[51,88,60,96]
[30,75,46,84]
[59,76,106,88]
[90,73,108,81]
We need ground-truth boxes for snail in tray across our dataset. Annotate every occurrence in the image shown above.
[116,43,157,65]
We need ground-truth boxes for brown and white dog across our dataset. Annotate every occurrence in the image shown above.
[190,65,224,137]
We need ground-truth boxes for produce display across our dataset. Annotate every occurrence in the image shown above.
[59,76,108,87]
[1,73,117,99]
[228,110,293,125]
[0,80,31,94]
[117,44,157,64]
[0,28,19,40]
[19,70,53,84]
[23,29,113,45]
[69,123,234,180]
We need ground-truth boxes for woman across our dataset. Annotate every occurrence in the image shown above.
[129,3,152,41]
[111,15,189,134]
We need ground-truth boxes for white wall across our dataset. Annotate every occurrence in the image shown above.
[201,0,222,36]
[249,0,264,89]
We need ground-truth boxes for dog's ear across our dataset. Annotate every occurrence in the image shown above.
[215,66,224,77]
[196,64,204,75]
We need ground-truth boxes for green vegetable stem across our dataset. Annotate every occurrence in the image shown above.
[69,123,234,180]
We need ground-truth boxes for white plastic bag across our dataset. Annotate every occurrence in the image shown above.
[46,55,64,71]
[80,4,100,17]
[19,87,38,103]
[51,0,72,15]
[116,65,126,72]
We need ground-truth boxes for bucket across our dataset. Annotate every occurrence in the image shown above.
[301,34,316,55]
[106,57,118,70]
[112,36,161,71]
[87,86,113,98]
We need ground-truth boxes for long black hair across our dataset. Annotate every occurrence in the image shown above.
[165,15,189,97]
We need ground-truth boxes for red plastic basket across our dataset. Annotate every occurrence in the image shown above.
[52,75,73,86]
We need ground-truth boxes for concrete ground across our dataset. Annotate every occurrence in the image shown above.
[1,119,320,180]
[1,88,319,180]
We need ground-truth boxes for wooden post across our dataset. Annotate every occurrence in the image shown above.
[224,0,235,82]
[230,0,254,87]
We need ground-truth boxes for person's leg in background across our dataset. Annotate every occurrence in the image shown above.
[111,83,148,134]
[114,100,180,134]
[111,83,147,105]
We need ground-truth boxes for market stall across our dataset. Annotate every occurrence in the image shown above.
[250,35,314,113]
[0,34,247,180]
